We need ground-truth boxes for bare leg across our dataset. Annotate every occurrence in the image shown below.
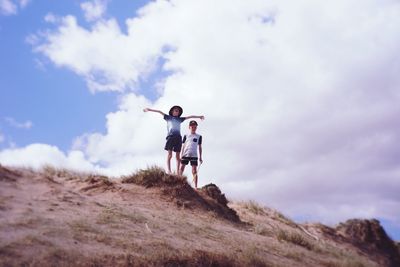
[166,150,172,174]
[192,165,198,189]
[180,163,186,176]
[175,152,181,174]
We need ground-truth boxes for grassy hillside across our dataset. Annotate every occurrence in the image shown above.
[1,165,399,267]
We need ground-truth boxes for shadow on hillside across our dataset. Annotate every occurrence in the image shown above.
[121,166,241,223]
[0,165,20,182]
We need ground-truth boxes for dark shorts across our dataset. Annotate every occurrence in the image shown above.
[181,157,198,166]
[164,135,182,152]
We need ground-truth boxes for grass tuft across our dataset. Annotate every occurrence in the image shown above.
[41,165,89,181]
[85,174,113,186]
[241,200,267,215]
[254,224,272,236]
[96,206,147,225]
[322,259,368,267]
[277,230,314,250]
[121,166,187,188]
[273,211,297,227]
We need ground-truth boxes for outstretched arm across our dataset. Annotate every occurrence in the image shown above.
[185,115,205,120]
[143,108,166,116]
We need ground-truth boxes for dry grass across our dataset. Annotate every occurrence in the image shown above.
[0,234,54,263]
[68,219,99,233]
[277,230,314,250]
[236,200,296,226]
[40,165,111,183]
[240,246,271,267]
[121,166,187,187]
[272,211,297,227]
[322,259,369,267]
[68,219,117,246]
[137,254,227,267]
[241,200,267,215]
[8,216,46,228]
[254,224,272,236]
[41,165,85,181]
[84,174,113,186]
[284,250,307,262]
[96,205,147,225]
[0,165,388,267]
[0,195,13,211]
[7,235,53,248]
[68,219,101,243]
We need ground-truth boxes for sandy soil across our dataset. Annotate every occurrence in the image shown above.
[0,165,396,267]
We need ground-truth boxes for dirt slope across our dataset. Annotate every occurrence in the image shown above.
[0,165,398,267]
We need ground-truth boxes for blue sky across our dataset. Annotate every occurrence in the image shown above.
[1,1,112,150]
[0,1,152,151]
[1,0,400,241]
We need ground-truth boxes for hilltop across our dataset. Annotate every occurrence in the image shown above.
[1,164,399,267]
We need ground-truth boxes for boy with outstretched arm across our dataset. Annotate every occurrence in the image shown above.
[179,120,203,189]
[143,105,204,174]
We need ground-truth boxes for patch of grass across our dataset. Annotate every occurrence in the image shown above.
[121,166,187,188]
[107,238,142,251]
[69,219,99,233]
[322,259,370,267]
[0,195,13,211]
[31,247,86,267]
[9,216,45,228]
[277,230,314,250]
[241,200,267,215]
[94,232,113,245]
[284,251,306,262]
[41,165,88,181]
[144,239,180,261]
[241,246,270,267]
[20,235,54,246]
[88,250,240,267]
[1,235,53,256]
[272,211,297,227]
[0,236,54,265]
[142,244,240,267]
[68,219,119,245]
[84,174,113,186]
[96,206,147,225]
[254,224,272,236]
[319,243,370,264]
[0,246,20,259]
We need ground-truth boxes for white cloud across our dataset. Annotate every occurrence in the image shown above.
[19,0,30,8]
[81,0,108,22]
[0,0,30,15]
[44,12,60,23]
[32,15,160,93]
[0,0,17,15]
[5,117,33,129]
[23,0,400,228]
[0,143,104,174]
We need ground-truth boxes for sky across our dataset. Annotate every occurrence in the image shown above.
[1,0,400,240]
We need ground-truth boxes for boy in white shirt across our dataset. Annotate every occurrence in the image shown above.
[179,120,203,189]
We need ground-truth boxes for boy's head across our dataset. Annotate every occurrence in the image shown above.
[169,105,183,117]
[189,120,198,132]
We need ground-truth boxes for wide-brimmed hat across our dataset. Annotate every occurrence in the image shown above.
[169,105,183,117]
